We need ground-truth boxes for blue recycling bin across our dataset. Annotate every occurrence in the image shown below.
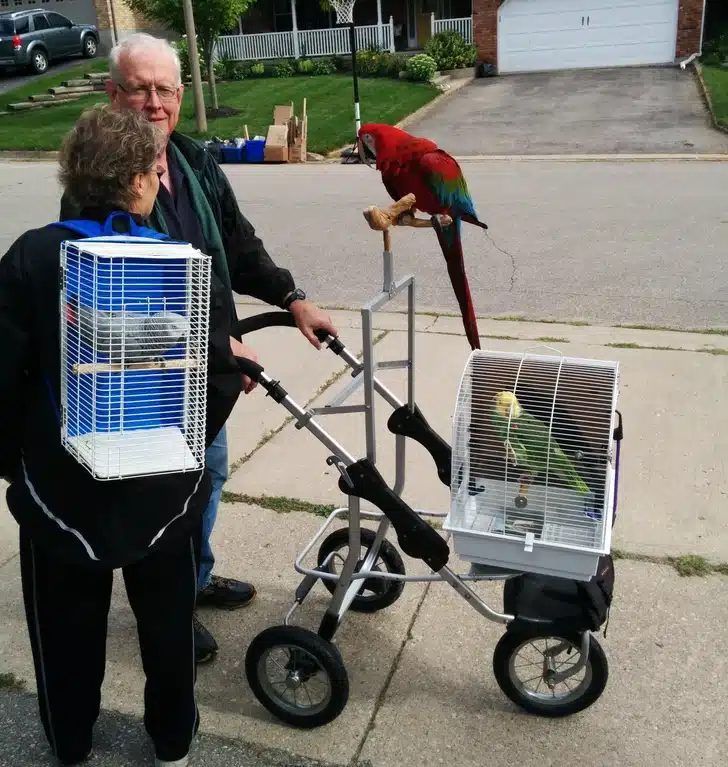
[245,139,266,163]
[221,145,243,163]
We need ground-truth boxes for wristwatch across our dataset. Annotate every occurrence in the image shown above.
[282,288,306,311]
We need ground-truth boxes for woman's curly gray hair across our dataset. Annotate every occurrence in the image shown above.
[58,103,165,211]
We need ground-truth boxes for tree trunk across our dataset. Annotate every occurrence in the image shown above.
[205,41,219,114]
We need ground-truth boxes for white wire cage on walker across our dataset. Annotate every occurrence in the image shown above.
[59,234,211,480]
[445,348,620,582]
[228,194,625,730]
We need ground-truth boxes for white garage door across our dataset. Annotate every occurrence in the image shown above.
[498,0,679,74]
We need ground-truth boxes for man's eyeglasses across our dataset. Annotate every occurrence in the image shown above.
[117,83,179,103]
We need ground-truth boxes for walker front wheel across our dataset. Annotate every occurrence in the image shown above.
[493,630,608,717]
[245,625,349,728]
[317,527,406,613]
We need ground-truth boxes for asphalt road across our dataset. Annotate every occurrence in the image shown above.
[1,158,727,329]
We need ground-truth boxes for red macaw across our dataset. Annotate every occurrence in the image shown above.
[357,123,487,350]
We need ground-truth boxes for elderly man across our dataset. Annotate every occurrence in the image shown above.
[61,32,337,666]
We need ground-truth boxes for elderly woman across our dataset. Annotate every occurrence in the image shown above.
[0,104,242,766]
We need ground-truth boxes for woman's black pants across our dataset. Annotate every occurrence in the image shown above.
[19,524,201,765]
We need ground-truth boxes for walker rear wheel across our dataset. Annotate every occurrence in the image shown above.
[493,630,608,717]
[317,527,406,613]
[245,625,349,728]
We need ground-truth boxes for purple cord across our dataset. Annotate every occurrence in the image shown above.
[612,437,621,526]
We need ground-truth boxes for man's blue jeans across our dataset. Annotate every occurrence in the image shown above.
[199,426,228,591]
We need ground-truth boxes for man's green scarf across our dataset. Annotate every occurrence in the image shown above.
[148,142,232,293]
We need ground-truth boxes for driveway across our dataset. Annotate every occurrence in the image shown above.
[0,58,83,96]
[407,66,728,155]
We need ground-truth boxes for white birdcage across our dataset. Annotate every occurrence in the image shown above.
[59,237,211,481]
[444,348,620,581]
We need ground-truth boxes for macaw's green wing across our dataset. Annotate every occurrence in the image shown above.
[419,150,479,219]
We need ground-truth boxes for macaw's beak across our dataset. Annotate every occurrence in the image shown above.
[357,138,376,166]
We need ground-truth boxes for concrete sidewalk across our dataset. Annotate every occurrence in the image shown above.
[0,306,726,766]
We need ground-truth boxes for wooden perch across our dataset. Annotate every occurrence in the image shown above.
[363,194,453,252]
[73,359,199,375]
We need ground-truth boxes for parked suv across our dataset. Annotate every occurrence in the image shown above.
[0,9,98,75]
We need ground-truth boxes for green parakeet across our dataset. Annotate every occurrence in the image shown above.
[489,390,590,495]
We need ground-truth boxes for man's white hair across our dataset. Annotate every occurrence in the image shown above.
[109,33,182,86]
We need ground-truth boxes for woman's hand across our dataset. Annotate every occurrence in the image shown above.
[229,336,259,394]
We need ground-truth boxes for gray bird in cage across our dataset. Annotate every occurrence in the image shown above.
[71,304,189,363]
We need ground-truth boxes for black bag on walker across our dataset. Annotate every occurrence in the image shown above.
[503,554,615,634]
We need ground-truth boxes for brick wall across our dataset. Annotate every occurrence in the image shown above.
[473,0,705,72]
[676,0,706,58]
[472,0,504,66]
[93,0,170,53]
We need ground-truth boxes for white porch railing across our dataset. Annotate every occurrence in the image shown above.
[216,19,395,62]
[430,15,473,44]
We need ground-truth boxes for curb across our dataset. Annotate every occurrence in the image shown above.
[693,60,728,137]
[0,150,59,162]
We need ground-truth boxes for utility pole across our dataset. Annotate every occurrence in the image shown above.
[182,0,207,133]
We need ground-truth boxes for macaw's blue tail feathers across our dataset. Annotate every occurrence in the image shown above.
[462,213,488,231]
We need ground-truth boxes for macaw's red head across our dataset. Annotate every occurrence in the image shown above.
[357,123,410,168]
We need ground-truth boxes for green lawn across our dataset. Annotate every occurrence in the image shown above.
[701,64,728,127]
[0,61,439,154]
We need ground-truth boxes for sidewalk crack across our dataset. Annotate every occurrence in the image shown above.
[349,579,433,767]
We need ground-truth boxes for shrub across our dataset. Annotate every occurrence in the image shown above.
[230,62,247,80]
[406,53,438,82]
[249,61,266,76]
[424,29,477,71]
[312,57,337,75]
[703,32,728,65]
[217,55,243,81]
[214,55,232,80]
[173,36,204,81]
[382,52,408,78]
[273,59,296,77]
[297,58,314,74]
[356,49,384,77]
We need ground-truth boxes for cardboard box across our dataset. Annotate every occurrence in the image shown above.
[264,124,289,162]
[263,100,308,163]
[289,98,308,164]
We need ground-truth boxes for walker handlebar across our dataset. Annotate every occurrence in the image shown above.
[230,311,343,384]
[231,311,333,345]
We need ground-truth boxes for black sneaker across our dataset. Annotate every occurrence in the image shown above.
[196,575,256,611]
[193,614,218,664]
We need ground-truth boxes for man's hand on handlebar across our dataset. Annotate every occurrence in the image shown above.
[229,336,259,394]
[288,299,338,350]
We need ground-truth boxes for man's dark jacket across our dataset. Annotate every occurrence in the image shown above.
[0,208,244,570]
[60,131,297,321]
